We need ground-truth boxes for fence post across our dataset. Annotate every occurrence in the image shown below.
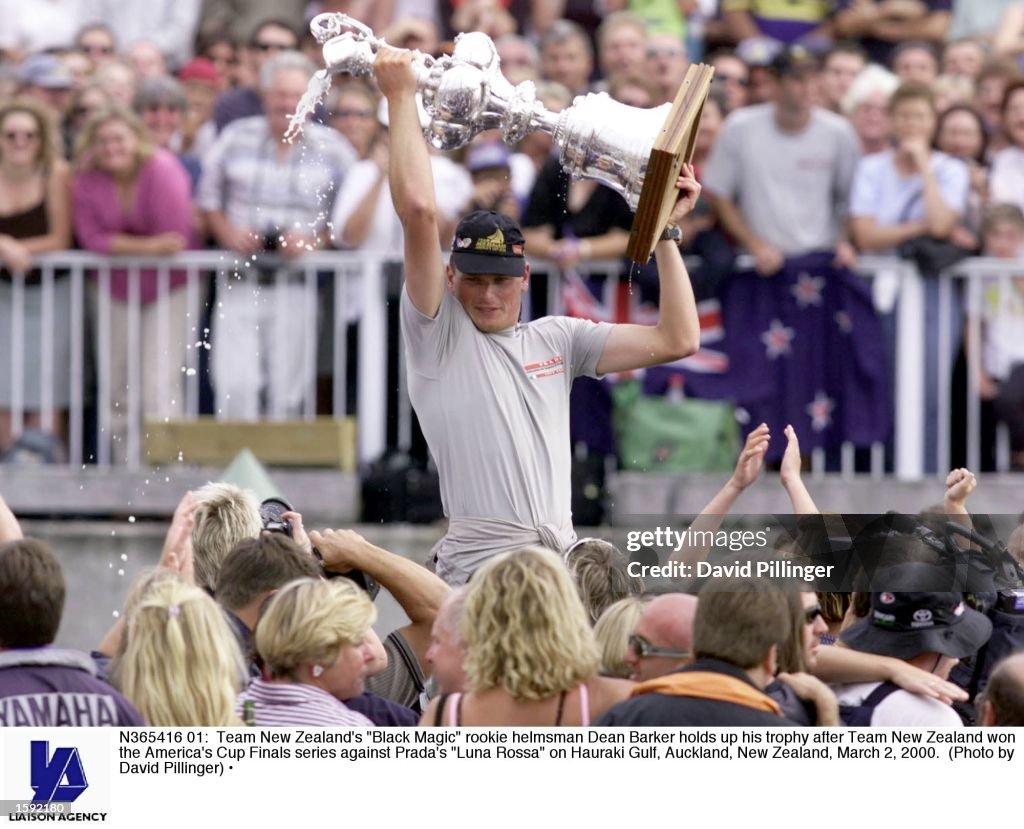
[357,254,388,465]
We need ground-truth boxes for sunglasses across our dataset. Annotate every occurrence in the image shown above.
[252,41,292,52]
[2,130,39,142]
[647,47,685,59]
[331,108,373,119]
[628,634,690,661]
[804,605,824,624]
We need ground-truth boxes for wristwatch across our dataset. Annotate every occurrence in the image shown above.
[660,224,682,243]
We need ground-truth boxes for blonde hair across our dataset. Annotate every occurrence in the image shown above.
[72,105,154,172]
[114,576,244,726]
[255,578,376,680]
[190,482,263,591]
[462,547,600,700]
[0,98,60,172]
[565,538,644,624]
[594,595,648,678]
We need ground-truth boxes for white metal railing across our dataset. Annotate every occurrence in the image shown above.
[3,251,390,468]
[0,250,1017,477]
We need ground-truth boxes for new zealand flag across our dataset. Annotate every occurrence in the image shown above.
[649,251,892,462]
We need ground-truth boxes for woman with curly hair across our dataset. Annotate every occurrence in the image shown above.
[420,547,633,726]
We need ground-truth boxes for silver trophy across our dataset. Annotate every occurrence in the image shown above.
[301,13,671,211]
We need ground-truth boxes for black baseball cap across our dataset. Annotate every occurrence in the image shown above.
[451,210,526,277]
[770,44,818,77]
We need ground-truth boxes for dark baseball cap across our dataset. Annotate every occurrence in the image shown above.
[770,44,818,77]
[451,210,526,277]
[840,563,993,660]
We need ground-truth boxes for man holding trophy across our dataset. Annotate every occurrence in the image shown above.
[373,47,703,585]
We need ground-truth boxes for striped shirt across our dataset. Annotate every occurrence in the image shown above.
[197,116,355,235]
[236,678,373,727]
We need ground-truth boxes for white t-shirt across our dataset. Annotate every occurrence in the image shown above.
[0,0,83,53]
[849,150,970,253]
[702,103,861,255]
[976,278,1024,380]
[989,146,1024,216]
[401,286,612,584]
[834,681,963,727]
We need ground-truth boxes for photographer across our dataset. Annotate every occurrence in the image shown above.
[310,528,450,712]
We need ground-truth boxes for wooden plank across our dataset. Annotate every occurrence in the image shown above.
[142,417,357,471]
[627,63,715,263]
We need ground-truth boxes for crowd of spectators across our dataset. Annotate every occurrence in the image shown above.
[2,423,1023,729]
[3,2,1024,468]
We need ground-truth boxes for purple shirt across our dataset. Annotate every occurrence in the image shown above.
[72,148,197,303]
[0,647,146,727]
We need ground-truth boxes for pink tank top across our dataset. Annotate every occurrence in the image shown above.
[445,684,590,726]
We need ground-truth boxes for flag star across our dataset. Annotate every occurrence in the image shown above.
[806,391,835,432]
[791,272,826,308]
[834,310,853,333]
[761,318,795,359]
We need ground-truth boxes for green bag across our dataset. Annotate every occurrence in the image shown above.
[612,380,739,473]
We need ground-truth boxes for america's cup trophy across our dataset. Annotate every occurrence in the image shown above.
[296,14,713,262]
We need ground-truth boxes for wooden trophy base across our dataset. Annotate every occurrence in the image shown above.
[626,63,715,263]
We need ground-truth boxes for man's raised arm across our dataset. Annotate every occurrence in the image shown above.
[595,167,702,376]
[375,47,446,318]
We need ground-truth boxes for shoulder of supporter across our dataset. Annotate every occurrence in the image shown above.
[849,150,895,215]
[813,107,861,142]
[702,104,773,193]
[931,150,970,206]
[874,688,964,727]
[431,155,473,219]
[720,102,774,133]
[300,121,357,167]
[144,147,192,182]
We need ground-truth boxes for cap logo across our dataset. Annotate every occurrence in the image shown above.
[475,228,506,253]
[455,236,473,249]
[880,592,895,604]
[953,602,965,616]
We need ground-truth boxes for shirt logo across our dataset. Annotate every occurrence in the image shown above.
[524,355,565,380]
[475,229,505,252]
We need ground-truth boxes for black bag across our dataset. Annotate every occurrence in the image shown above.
[360,451,443,524]
[897,235,971,274]
[571,446,607,527]
[894,189,972,274]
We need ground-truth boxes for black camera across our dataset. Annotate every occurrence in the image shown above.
[259,497,293,537]
[261,229,280,252]
[260,498,380,601]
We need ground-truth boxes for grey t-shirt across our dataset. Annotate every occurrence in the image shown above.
[703,103,860,255]
[401,286,613,584]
